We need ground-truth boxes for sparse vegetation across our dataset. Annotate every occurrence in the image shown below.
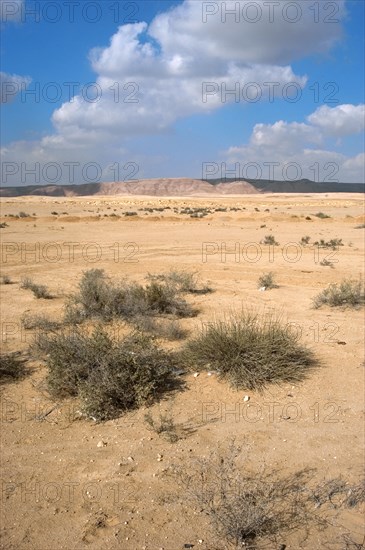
[21,312,61,331]
[133,316,188,341]
[301,235,311,245]
[20,277,53,299]
[0,222,8,228]
[182,310,317,390]
[144,411,179,442]
[320,259,335,268]
[64,269,198,323]
[0,353,27,384]
[173,442,363,548]
[312,278,365,308]
[147,270,212,295]
[33,325,179,421]
[354,223,365,229]
[262,234,279,245]
[314,212,331,219]
[18,211,31,218]
[314,238,343,249]
[1,275,13,284]
[257,272,278,289]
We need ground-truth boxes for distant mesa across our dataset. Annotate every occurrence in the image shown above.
[0,177,364,197]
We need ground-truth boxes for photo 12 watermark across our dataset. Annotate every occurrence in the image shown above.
[1,1,140,24]
[1,161,139,186]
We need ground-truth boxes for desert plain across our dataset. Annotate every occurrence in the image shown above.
[0,191,364,549]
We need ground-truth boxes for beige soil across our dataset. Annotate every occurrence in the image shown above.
[0,193,364,549]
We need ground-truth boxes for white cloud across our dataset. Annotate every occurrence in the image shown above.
[224,104,365,182]
[308,104,365,136]
[1,0,356,185]
[149,0,346,65]
[0,71,31,103]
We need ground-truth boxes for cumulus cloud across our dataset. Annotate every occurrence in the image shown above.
[149,0,346,65]
[308,104,365,136]
[0,71,31,103]
[224,104,365,182]
[0,0,354,185]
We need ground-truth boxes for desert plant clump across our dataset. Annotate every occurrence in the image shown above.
[64,269,197,323]
[18,211,31,218]
[20,277,53,299]
[21,312,61,331]
[319,259,334,268]
[257,272,278,289]
[312,279,365,309]
[262,234,279,245]
[147,270,212,295]
[0,353,27,384]
[1,275,13,284]
[314,238,343,250]
[144,411,179,442]
[314,212,331,219]
[182,310,317,390]
[33,325,179,421]
[301,235,311,245]
[172,442,340,548]
[354,223,365,229]
[133,316,188,341]
[0,222,8,228]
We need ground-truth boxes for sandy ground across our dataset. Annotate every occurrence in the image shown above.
[0,193,364,549]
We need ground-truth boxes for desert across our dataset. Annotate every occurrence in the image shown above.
[1,190,364,549]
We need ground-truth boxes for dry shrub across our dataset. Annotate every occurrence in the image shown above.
[172,442,364,548]
[0,353,27,384]
[182,310,317,390]
[313,279,365,308]
[64,269,197,323]
[33,325,180,421]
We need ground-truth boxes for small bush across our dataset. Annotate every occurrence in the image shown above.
[18,211,30,218]
[262,234,279,245]
[1,275,12,284]
[314,212,331,219]
[314,238,343,250]
[319,259,334,268]
[147,270,212,295]
[173,442,328,548]
[144,411,179,442]
[257,272,278,289]
[0,353,27,384]
[51,211,58,215]
[65,269,196,322]
[21,313,60,331]
[0,222,8,228]
[21,277,52,299]
[182,311,317,390]
[354,223,365,229]
[301,236,311,245]
[312,279,365,308]
[306,216,312,220]
[134,316,188,341]
[34,326,179,421]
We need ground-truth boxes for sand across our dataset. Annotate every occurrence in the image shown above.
[0,193,364,549]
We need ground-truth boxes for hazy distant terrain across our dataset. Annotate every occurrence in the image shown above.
[1,177,364,197]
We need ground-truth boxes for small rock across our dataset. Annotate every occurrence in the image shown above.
[193,372,199,378]
[243,395,250,402]
[259,286,266,292]
[127,456,134,462]
[97,440,107,448]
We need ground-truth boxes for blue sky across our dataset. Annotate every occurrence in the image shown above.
[1,0,364,185]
